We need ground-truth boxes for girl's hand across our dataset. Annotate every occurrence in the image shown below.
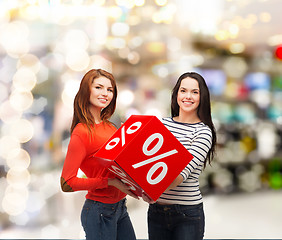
[141,192,156,204]
[108,178,139,200]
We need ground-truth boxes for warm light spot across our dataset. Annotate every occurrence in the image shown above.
[13,68,37,92]
[0,136,20,159]
[127,51,140,64]
[260,12,271,22]
[7,148,31,170]
[6,168,31,187]
[215,30,228,41]
[155,0,167,6]
[10,119,34,143]
[9,90,33,111]
[146,42,165,53]
[229,43,245,54]
[134,0,145,7]
[0,100,22,123]
[111,22,130,37]
[66,50,90,71]
[118,90,135,106]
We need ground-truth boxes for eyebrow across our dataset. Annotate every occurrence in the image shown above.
[95,83,113,89]
[180,87,200,91]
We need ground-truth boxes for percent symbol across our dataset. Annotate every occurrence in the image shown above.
[132,133,178,185]
[105,121,142,150]
[108,165,139,192]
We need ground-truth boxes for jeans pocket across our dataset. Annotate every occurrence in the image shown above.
[182,206,202,221]
[99,203,117,218]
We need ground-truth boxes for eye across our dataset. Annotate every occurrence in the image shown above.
[108,88,113,92]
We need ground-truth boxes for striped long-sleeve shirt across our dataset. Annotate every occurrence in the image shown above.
[157,117,212,205]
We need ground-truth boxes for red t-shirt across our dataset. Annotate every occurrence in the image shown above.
[60,122,126,204]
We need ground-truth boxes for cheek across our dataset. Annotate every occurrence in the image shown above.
[195,96,201,107]
[109,92,114,100]
[107,93,114,104]
[176,96,181,106]
[176,93,182,103]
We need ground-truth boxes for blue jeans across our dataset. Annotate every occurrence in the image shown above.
[148,202,205,240]
[81,198,136,240]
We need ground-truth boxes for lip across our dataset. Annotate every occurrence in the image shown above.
[182,100,193,104]
[98,98,108,103]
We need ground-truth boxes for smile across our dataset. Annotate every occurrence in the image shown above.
[183,101,193,105]
[98,98,108,103]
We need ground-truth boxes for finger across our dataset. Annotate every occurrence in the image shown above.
[142,193,155,203]
[127,191,139,200]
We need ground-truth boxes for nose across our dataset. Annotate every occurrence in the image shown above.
[185,91,192,99]
[101,88,108,96]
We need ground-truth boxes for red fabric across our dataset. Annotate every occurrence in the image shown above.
[61,122,126,203]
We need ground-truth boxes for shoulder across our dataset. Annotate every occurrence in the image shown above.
[161,117,172,124]
[72,123,88,134]
[162,117,192,133]
[98,122,117,132]
[72,123,90,139]
[196,122,211,132]
[161,117,179,129]
[107,121,118,131]
[94,122,117,138]
[194,123,212,138]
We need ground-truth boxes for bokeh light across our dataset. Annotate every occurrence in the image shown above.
[0,136,20,159]
[275,44,282,60]
[9,90,33,112]
[6,148,31,170]
[118,90,135,106]
[13,68,37,92]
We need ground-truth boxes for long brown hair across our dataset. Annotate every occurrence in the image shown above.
[70,69,117,134]
[171,72,216,167]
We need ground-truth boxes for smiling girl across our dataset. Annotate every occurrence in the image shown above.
[145,72,217,240]
[60,69,137,240]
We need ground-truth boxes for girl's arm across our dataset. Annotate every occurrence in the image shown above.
[61,134,108,192]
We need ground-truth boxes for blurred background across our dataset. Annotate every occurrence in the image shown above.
[0,0,282,239]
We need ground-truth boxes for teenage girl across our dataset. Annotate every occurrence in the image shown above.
[144,72,217,240]
[60,69,138,240]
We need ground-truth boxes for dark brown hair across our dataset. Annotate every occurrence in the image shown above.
[171,72,216,167]
[70,69,117,134]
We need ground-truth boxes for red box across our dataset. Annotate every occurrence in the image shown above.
[93,115,193,201]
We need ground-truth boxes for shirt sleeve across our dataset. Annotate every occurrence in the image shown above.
[180,127,212,181]
[60,133,108,192]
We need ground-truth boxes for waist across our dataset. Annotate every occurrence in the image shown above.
[150,202,203,212]
[85,198,126,207]
[86,189,126,204]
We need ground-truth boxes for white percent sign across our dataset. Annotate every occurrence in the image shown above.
[132,133,178,185]
[105,121,142,150]
[108,165,139,191]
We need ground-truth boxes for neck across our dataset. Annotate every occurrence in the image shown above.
[175,112,200,124]
[90,106,102,124]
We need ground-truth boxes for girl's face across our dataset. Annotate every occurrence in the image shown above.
[89,76,114,110]
[177,77,200,116]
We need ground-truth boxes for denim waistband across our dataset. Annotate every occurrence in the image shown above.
[150,202,203,212]
[85,198,126,207]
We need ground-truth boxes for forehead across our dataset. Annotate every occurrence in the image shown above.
[180,77,199,89]
[93,76,113,87]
